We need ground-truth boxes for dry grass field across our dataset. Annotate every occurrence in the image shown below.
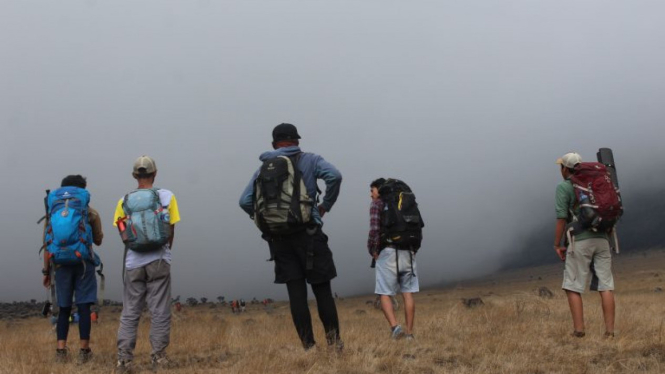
[3,249,665,374]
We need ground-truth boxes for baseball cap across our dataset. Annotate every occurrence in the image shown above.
[272,123,301,142]
[556,152,582,169]
[133,155,157,175]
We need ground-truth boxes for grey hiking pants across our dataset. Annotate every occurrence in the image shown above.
[117,260,171,361]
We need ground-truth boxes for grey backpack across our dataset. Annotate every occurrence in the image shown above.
[253,155,312,235]
[120,189,170,252]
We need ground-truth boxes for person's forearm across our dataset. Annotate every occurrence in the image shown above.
[43,250,50,271]
[554,219,567,246]
[317,161,342,212]
[368,230,380,253]
[169,225,175,249]
[93,234,103,247]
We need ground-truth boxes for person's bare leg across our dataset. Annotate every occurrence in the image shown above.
[599,290,615,334]
[566,290,585,333]
[402,292,415,335]
[380,295,398,328]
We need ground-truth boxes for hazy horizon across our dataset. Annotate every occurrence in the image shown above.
[1,1,664,302]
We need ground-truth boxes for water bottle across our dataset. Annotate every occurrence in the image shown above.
[578,193,599,228]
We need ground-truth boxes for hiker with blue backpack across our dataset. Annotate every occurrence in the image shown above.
[553,151,622,338]
[239,123,344,351]
[42,175,104,363]
[113,156,181,373]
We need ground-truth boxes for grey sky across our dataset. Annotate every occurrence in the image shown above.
[1,1,664,302]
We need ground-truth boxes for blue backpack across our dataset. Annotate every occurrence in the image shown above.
[44,187,96,265]
[120,188,170,253]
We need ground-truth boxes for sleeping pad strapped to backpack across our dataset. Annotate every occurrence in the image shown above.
[253,154,313,235]
[378,179,424,252]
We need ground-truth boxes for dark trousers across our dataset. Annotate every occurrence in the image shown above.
[57,303,92,341]
[286,279,340,349]
[268,227,340,348]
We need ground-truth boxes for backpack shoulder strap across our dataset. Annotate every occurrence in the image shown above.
[289,153,304,185]
[122,192,132,215]
[150,188,163,206]
[289,153,305,218]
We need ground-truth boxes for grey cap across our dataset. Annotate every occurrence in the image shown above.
[133,155,157,174]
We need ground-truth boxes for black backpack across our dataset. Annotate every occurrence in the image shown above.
[379,179,424,252]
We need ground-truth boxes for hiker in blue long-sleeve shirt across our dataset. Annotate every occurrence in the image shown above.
[239,123,344,351]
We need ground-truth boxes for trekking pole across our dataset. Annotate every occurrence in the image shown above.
[49,266,58,315]
[96,262,105,307]
[40,189,58,315]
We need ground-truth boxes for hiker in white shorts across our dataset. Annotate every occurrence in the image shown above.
[553,152,615,338]
[368,178,419,340]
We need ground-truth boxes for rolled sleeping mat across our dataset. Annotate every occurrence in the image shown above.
[597,147,622,253]
[597,148,619,189]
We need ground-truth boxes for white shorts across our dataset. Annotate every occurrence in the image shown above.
[375,247,419,296]
[562,238,614,293]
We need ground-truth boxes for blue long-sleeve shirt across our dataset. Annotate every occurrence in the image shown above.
[239,146,342,225]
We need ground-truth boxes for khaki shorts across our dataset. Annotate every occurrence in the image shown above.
[562,238,614,293]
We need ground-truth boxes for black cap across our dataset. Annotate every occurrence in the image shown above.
[272,123,301,142]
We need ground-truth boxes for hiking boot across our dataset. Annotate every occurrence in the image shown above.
[78,348,93,364]
[326,331,344,353]
[55,348,69,363]
[327,337,344,353]
[116,359,133,374]
[570,331,585,338]
[151,353,172,370]
[391,325,404,340]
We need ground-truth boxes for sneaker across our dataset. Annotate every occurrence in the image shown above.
[391,325,404,340]
[116,359,133,374]
[55,348,69,363]
[405,334,415,341]
[78,348,93,364]
[151,353,172,370]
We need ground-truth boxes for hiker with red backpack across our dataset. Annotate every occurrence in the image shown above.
[42,175,104,363]
[553,152,622,338]
[239,123,343,351]
[368,178,424,340]
[114,156,181,373]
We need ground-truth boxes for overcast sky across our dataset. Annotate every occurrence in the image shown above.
[1,1,664,302]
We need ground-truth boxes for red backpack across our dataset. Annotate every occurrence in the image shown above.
[569,162,623,232]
